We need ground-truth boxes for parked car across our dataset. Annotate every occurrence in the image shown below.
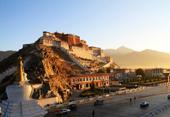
[140,101,149,107]
[67,104,77,110]
[167,95,170,99]
[56,109,70,115]
[43,104,50,110]
[94,99,104,106]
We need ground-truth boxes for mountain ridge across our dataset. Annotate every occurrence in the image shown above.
[0,51,17,62]
[104,47,170,68]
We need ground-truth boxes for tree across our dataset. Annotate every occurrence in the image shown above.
[106,68,111,73]
[135,68,145,77]
[90,80,95,90]
[97,68,107,73]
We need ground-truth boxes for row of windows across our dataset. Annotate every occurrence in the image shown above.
[153,70,163,73]
[44,40,53,44]
[72,76,109,83]
[85,81,109,87]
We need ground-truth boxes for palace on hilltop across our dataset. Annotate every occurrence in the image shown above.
[38,31,108,62]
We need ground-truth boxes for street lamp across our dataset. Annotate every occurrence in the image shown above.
[137,75,142,87]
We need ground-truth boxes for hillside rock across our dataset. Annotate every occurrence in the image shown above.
[0,43,77,100]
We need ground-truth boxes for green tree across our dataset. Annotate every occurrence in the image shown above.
[144,77,147,83]
[90,80,95,90]
[136,68,145,77]
[97,68,107,73]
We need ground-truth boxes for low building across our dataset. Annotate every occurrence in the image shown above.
[68,73,110,90]
[108,73,122,85]
[152,68,166,76]
[115,68,130,77]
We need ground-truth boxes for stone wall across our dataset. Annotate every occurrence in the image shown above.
[102,62,111,68]
[71,46,92,60]
[60,47,89,71]
[92,55,106,63]
[55,41,69,50]
[0,66,17,83]
[36,97,59,108]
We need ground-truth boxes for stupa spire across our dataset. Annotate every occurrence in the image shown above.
[15,56,24,82]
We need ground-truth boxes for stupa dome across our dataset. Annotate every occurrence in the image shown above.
[6,84,32,101]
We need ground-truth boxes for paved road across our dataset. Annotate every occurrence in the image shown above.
[45,85,170,117]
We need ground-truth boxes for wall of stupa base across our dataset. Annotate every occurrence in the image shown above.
[1,99,47,117]
[36,96,60,108]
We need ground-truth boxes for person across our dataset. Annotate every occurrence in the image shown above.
[92,110,95,117]
[134,97,136,100]
[130,98,132,102]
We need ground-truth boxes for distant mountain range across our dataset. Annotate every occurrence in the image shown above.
[0,51,17,62]
[104,46,170,68]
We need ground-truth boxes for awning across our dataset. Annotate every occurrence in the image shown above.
[72,83,76,86]
[85,82,92,84]
[107,80,109,81]
[80,82,83,85]
[94,81,101,83]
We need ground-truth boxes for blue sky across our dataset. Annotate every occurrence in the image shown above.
[0,0,170,53]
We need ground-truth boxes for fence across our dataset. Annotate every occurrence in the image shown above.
[43,87,147,110]
[140,103,170,117]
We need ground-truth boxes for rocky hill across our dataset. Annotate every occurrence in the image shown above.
[0,42,84,100]
[0,41,106,100]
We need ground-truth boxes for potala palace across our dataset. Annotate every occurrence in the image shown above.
[35,31,113,65]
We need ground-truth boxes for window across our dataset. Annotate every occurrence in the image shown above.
[86,78,88,81]
[86,84,88,87]
[73,79,75,82]
[83,78,85,81]
[80,78,82,81]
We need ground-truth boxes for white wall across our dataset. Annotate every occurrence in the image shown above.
[71,46,92,60]
[36,97,59,108]
[60,47,89,71]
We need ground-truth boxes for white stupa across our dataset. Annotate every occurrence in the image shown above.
[1,56,48,117]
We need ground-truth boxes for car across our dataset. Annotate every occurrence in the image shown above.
[140,101,149,107]
[67,104,77,110]
[167,95,170,99]
[94,99,104,106]
[43,104,50,110]
[56,109,70,115]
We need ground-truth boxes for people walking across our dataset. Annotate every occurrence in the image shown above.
[134,97,136,100]
[130,98,132,102]
[92,110,95,117]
